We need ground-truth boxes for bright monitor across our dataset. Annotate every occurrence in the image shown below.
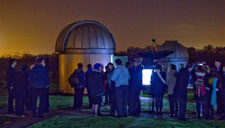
[142,69,153,85]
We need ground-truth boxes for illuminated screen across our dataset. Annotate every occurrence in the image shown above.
[142,69,153,85]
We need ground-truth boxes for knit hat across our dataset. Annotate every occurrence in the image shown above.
[94,63,102,70]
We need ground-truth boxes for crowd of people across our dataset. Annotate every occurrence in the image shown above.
[6,57,50,118]
[5,57,225,121]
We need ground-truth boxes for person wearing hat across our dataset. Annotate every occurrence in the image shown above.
[29,57,49,118]
[87,63,104,116]
[111,59,130,118]
[6,59,17,113]
[128,59,143,116]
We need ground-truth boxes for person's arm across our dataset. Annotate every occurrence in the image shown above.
[111,69,119,81]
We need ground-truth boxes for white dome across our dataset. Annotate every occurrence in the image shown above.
[55,20,116,54]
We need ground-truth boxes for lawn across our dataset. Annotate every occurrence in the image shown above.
[30,116,225,128]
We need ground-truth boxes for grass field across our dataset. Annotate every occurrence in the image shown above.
[30,116,225,128]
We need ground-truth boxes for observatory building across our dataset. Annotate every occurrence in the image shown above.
[55,20,116,93]
[158,40,189,70]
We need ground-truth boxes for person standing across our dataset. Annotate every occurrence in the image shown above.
[14,65,29,116]
[29,57,49,118]
[111,59,130,118]
[6,59,17,113]
[174,63,193,121]
[107,63,116,116]
[41,58,50,113]
[150,64,167,116]
[86,64,93,108]
[71,63,86,109]
[221,65,225,120]
[166,64,178,118]
[128,59,143,116]
[193,65,209,119]
[87,63,104,116]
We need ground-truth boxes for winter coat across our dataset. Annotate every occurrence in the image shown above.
[193,71,208,98]
[29,64,49,88]
[222,72,225,91]
[174,68,190,99]
[6,67,17,88]
[87,70,104,97]
[129,65,143,92]
[150,71,167,97]
[166,69,177,95]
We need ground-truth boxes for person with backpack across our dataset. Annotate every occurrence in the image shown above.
[86,64,93,108]
[193,64,209,119]
[69,63,86,109]
[111,59,130,118]
[87,63,104,116]
[150,64,167,116]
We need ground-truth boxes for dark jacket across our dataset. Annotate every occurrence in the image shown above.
[221,72,225,91]
[15,70,29,87]
[150,71,167,96]
[72,68,86,88]
[174,68,190,99]
[87,70,104,97]
[130,65,143,91]
[29,64,49,88]
[6,67,17,88]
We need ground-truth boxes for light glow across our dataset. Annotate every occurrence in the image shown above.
[142,69,153,86]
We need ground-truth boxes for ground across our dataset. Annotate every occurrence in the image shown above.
[0,85,225,128]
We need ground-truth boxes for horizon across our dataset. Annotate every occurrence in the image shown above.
[1,0,224,55]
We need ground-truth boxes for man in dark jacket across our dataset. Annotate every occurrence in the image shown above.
[14,65,29,116]
[174,63,193,121]
[86,64,93,108]
[72,63,86,109]
[29,57,49,118]
[221,65,225,120]
[128,59,143,116]
[6,59,17,113]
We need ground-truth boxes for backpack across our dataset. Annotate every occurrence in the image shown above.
[195,75,206,96]
[68,70,81,88]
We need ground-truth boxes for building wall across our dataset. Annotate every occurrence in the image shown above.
[59,54,112,94]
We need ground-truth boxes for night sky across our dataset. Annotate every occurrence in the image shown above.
[0,0,224,55]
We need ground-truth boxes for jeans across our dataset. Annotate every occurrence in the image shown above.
[177,98,187,120]
[168,94,178,116]
[128,86,141,116]
[155,95,163,114]
[115,85,128,117]
[196,97,208,118]
[32,88,45,116]
[15,86,26,115]
[73,88,84,109]
[8,88,15,113]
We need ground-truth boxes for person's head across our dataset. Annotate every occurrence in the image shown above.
[185,63,193,72]
[222,65,225,73]
[35,57,42,65]
[155,64,162,73]
[107,63,114,70]
[94,63,103,71]
[170,64,176,70]
[115,59,122,66]
[87,64,92,69]
[125,62,131,69]
[215,61,221,69]
[21,65,29,72]
[105,66,109,72]
[78,63,83,69]
[9,59,17,68]
[41,59,46,67]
